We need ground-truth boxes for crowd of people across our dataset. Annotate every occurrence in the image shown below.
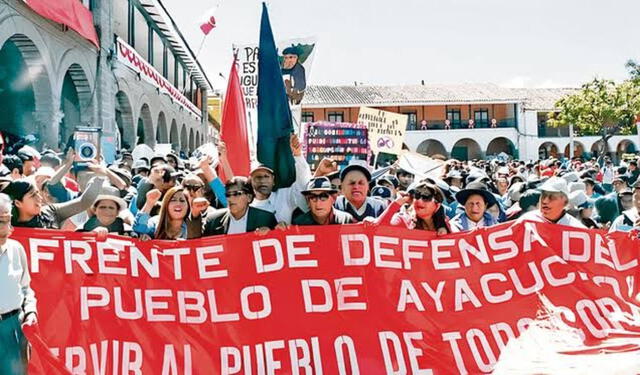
[2,133,640,373]
[0,135,638,239]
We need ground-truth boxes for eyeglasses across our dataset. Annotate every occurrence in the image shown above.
[306,192,331,202]
[411,192,435,202]
[183,184,203,192]
[225,191,246,198]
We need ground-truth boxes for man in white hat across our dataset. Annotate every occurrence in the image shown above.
[609,180,640,232]
[518,177,585,228]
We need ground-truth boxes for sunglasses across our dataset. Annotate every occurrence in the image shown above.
[411,192,435,202]
[183,184,203,192]
[306,192,331,202]
[225,191,247,198]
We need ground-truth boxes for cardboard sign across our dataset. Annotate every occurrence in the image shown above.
[357,107,408,155]
[303,122,369,170]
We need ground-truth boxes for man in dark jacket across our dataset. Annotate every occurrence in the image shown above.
[293,177,353,226]
[191,176,278,236]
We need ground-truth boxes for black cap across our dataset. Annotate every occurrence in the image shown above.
[3,180,36,201]
[302,177,337,194]
[371,186,392,199]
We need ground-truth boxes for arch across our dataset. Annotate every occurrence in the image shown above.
[416,139,447,158]
[616,139,637,159]
[0,34,53,148]
[563,141,586,159]
[180,124,188,153]
[538,141,559,160]
[115,91,134,150]
[156,112,168,143]
[137,103,154,147]
[59,63,92,149]
[451,138,482,161]
[189,128,195,152]
[486,137,517,158]
[170,119,179,151]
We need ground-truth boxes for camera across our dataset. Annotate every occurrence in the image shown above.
[74,127,101,162]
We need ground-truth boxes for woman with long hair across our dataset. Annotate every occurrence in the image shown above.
[376,181,450,234]
[133,186,192,240]
[4,177,103,229]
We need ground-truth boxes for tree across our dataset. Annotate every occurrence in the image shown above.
[548,75,640,156]
[626,59,640,82]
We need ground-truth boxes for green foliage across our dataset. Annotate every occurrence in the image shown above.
[547,76,640,138]
[626,59,640,82]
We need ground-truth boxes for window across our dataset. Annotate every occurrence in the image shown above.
[166,51,175,84]
[328,111,344,123]
[402,111,417,130]
[474,109,489,127]
[176,63,183,92]
[302,112,314,123]
[446,109,461,127]
[152,30,163,73]
[133,8,148,60]
[113,0,129,40]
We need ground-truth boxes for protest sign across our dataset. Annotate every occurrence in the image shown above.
[303,122,369,170]
[233,37,317,139]
[18,223,640,374]
[357,107,408,156]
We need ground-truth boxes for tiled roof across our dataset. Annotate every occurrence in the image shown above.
[515,88,579,111]
[302,84,577,110]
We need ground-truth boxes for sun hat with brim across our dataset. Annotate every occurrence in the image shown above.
[340,160,372,182]
[301,177,337,194]
[561,171,579,183]
[538,177,569,197]
[93,185,127,212]
[455,181,497,207]
[150,153,167,166]
[568,190,588,210]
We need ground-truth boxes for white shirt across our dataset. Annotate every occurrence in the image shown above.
[227,210,249,235]
[518,209,586,228]
[0,239,37,315]
[609,208,639,233]
[602,166,615,184]
[251,155,312,224]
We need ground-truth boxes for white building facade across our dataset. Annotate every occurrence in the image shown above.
[301,85,640,161]
[0,0,212,157]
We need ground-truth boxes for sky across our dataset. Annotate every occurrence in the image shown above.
[163,0,640,93]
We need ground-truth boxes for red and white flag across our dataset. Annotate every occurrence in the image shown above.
[199,4,220,35]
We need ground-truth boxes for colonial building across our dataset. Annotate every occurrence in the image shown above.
[301,84,639,161]
[0,0,212,158]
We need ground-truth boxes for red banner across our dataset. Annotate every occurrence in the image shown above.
[15,222,640,374]
[25,0,99,48]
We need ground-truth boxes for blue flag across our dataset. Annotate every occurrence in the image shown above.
[257,2,295,188]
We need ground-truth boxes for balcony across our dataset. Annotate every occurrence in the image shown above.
[407,118,517,131]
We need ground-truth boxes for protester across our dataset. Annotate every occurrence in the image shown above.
[293,177,353,225]
[518,177,585,227]
[334,160,386,222]
[609,180,640,232]
[249,135,313,224]
[376,181,450,234]
[79,185,132,235]
[450,181,499,232]
[133,186,192,240]
[0,193,37,374]
[5,177,103,229]
[191,176,279,236]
